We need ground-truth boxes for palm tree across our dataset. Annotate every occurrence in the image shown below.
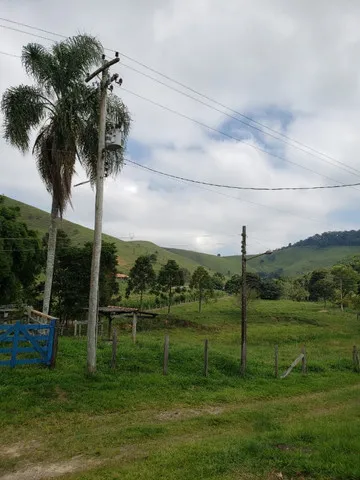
[1,35,131,315]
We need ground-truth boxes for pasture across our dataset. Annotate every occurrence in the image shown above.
[0,298,359,479]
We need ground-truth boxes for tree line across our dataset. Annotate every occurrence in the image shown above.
[126,255,226,313]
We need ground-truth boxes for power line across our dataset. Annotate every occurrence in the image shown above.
[1,17,360,179]
[125,159,360,191]
[121,87,360,189]
[127,157,339,229]
[120,62,360,179]
[0,50,21,59]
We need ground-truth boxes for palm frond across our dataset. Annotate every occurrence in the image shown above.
[21,43,55,97]
[78,91,132,183]
[51,35,103,94]
[1,85,48,152]
[33,119,76,217]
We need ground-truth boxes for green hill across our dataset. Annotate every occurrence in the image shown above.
[167,245,360,277]
[2,196,201,274]
[4,195,360,277]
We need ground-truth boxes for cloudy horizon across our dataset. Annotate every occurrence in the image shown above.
[1,0,360,255]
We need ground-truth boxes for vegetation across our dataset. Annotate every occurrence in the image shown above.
[0,196,43,304]
[158,260,185,314]
[189,266,213,312]
[0,298,359,479]
[125,254,157,310]
[5,196,360,279]
[1,36,130,315]
[51,231,119,320]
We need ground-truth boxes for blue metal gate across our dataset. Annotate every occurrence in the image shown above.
[0,320,56,367]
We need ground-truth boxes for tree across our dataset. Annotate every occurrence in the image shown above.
[126,255,156,310]
[225,274,241,294]
[259,279,282,300]
[212,272,225,290]
[190,267,213,312]
[314,277,335,307]
[51,234,119,320]
[157,260,184,314]
[331,264,359,311]
[0,196,43,304]
[1,35,130,317]
[308,269,328,301]
[225,272,261,300]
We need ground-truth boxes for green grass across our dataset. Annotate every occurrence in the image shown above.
[0,298,359,479]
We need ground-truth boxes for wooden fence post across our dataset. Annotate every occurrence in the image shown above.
[111,329,117,369]
[132,313,137,344]
[301,345,307,374]
[163,335,169,375]
[353,345,360,372]
[74,320,77,337]
[204,339,209,377]
[275,344,279,378]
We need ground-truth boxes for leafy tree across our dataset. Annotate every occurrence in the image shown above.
[190,267,213,312]
[1,35,131,315]
[308,269,328,301]
[51,235,119,320]
[225,274,241,294]
[0,196,43,304]
[157,260,184,314]
[212,272,225,290]
[126,255,156,310]
[288,277,310,302]
[259,279,282,300]
[314,277,335,307]
[331,264,359,311]
[225,272,261,300]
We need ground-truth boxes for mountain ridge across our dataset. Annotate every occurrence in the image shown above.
[3,195,360,277]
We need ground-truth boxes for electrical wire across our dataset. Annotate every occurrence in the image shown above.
[127,158,339,229]
[121,87,360,189]
[120,62,360,179]
[1,18,360,178]
[125,158,360,191]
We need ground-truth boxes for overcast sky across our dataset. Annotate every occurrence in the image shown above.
[1,0,360,255]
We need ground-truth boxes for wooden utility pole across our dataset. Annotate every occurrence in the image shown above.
[86,54,120,374]
[240,225,247,376]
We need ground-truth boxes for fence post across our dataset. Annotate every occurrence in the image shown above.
[301,345,307,374]
[50,323,59,369]
[74,320,77,337]
[111,329,117,369]
[275,344,279,378]
[132,313,137,344]
[163,335,169,375]
[353,345,360,372]
[204,339,209,377]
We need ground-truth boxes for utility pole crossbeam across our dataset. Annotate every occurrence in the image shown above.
[87,54,120,374]
[240,225,247,376]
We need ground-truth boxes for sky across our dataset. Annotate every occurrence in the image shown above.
[1,0,360,255]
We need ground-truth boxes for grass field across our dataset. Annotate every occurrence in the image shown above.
[0,298,359,479]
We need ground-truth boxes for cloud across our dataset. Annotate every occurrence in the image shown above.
[1,0,360,255]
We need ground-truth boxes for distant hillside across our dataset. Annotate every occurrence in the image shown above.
[4,195,360,277]
[2,196,201,274]
[293,230,360,248]
[167,243,360,278]
[225,246,360,277]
